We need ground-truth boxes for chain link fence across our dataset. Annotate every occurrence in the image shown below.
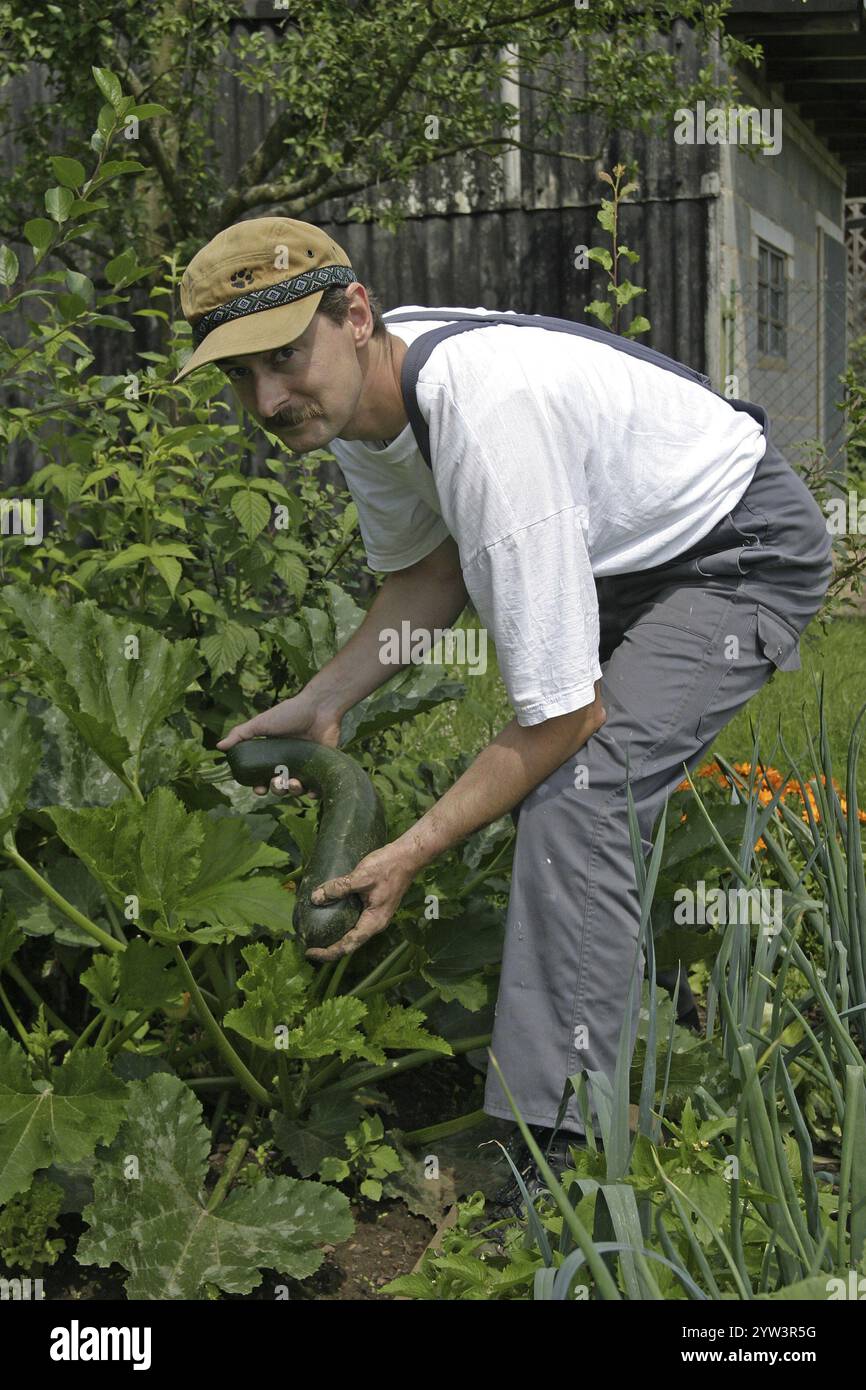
[723,273,849,467]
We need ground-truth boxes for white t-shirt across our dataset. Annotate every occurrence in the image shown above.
[328,305,767,727]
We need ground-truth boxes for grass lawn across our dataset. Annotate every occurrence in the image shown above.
[404,610,866,809]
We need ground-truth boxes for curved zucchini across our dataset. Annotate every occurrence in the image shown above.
[225,737,386,948]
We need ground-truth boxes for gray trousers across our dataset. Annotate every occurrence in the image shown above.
[482,411,834,1134]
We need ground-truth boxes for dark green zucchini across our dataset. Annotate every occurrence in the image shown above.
[225,737,386,948]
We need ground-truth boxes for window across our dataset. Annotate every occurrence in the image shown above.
[757,240,787,358]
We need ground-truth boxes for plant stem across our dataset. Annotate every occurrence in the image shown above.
[0,977,31,1047]
[348,940,410,996]
[184,1076,243,1091]
[315,1033,491,1097]
[95,1014,114,1047]
[459,835,514,900]
[3,962,78,1041]
[1,840,122,953]
[210,1088,231,1141]
[71,1010,106,1053]
[206,1099,258,1213]
[409,986,440,1013]
[353,968,416,1001]
[104,1009,150,1055]
[173,944,273,1108]
[401,1107,488,1145]
[322,954,349,1001]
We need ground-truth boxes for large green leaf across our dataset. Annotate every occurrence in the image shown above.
[82,939,184,1019]
[0,701,42,837]
[404,905,505,1008]
[0,1031,128,1203]
[272,1092,366,1178]
[46,793,290,939]
[362,995,452,1057]
[223,939,316,1049]
[179,875,294,939]
[26,700,127,808]
[4,587,201,777]
[341,664,466,746]
[48,789,204,916]
[77,1073,352,1298]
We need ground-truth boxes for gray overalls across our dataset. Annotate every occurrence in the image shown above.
[385,309,834,1135]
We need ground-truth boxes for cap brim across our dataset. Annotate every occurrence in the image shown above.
[173,292,324,383]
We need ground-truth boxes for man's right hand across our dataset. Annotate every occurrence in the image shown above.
[216,693,342,798]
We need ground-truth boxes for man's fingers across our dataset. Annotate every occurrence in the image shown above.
[216,720,259,750]
[305,909,388,961]
[310,874,355,905]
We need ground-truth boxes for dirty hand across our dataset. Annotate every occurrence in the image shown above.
[216,691,341,798]
[303,842,417,962]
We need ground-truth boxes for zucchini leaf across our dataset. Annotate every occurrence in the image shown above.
[0,700,42,836]
[0,1030,128,1204]
[77,1073,352,1298]
[3,586,201,777]
[45,790,292,940]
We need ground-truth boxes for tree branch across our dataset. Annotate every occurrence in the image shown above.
[221,132,599,225]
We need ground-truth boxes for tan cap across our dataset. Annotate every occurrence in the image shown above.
[174,216,356,381]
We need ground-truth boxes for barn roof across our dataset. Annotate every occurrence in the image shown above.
[724,0,866,195]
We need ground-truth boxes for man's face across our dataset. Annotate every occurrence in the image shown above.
[216,308,363,455]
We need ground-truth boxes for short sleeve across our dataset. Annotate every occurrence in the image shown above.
[338,473,452,572]
[460,507,602,727]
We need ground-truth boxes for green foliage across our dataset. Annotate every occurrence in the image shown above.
[319,1114,403,1202]
[0,1178,66,1270]
[76,1073,353,1298]
[0,2,761,255]
[0,1030,128,1205]
[584,164,650,339]
[0,71,514,1293]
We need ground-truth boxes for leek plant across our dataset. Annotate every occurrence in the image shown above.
[385,689,866,1300]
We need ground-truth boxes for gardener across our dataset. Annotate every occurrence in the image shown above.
[176,217,833,1196]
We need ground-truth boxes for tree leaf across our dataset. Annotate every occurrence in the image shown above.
[230,488,271,540]
[0,1031,128,1204]
[199,621,250,680]
[585,299,613,327]
[49,156,86,189]
[151,555,182,597]
[586,246,612,271]
[23,218,54,256]
[44,186,74,224]
[77,1073,352,1298]
[0,244,19,286]
[91,66,123,112]
[272,549,308,600]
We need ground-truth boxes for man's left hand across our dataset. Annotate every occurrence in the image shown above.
[304,842,417,961]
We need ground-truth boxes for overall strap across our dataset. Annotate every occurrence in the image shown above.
[384,309,722,468]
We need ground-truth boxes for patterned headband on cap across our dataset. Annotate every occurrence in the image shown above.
[192,263,357,348]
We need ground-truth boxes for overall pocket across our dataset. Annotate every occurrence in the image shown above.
[756,603,802,672]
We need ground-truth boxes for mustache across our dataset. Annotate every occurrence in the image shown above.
[265,402,322,429]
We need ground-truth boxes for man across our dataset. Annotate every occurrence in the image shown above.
[176,216,833,1204]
